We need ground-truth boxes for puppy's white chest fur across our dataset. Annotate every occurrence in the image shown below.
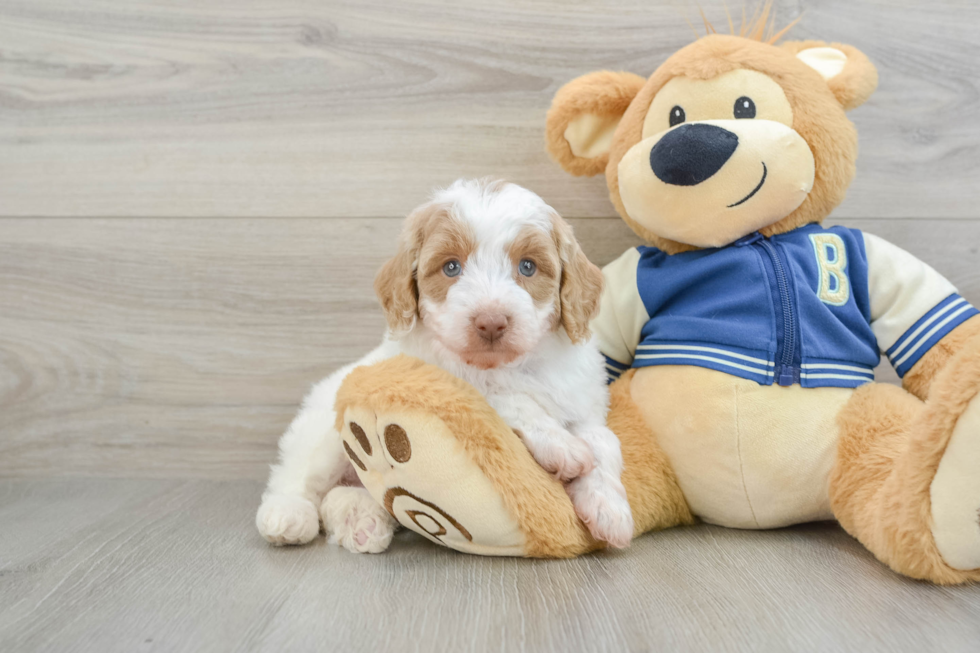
[399,329,609,428]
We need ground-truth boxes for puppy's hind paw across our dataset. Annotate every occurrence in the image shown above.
[568,474,634,549]
[321,486,397,554]
[256,494,320,546]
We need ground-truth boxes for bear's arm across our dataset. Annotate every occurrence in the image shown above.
[591,248,649,384]
[902,315,980,399]
[864,232,980,400]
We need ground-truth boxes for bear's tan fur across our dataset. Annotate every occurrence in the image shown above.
[335,20,980,584]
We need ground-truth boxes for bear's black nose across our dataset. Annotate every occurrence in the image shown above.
[649,123,739,186]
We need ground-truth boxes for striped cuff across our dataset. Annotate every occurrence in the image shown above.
[604,355,630,384]
[800,359,875,388]
[633,342,775,385]
[886,294,980,377]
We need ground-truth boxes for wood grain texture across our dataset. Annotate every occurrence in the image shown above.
[0,478,978,653]
[1,0,979,219]
[2,4,979,648]
[1,217,978,479]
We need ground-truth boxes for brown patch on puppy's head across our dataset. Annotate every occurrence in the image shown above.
[415,218,476,309]
[505,215,602,343]
[547,28,878,253]
[375,201,438,333]
[551,214,603,342]
[375,200,476,332]
[507,226,561,308]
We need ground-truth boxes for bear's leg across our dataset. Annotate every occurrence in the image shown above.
[333,358,693,556]
[335,355,598,557]
[831,347,980,583]
[613,370,696,534]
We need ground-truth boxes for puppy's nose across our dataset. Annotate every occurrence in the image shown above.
[650,123,738,186]
[474,313,509,342]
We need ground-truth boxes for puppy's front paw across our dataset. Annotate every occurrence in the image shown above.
[256,494,320,545]
[321,486,397,554]
[568,473,634,549]
[528,432,595,482]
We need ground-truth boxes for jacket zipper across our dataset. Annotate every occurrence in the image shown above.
[756,237,799,386]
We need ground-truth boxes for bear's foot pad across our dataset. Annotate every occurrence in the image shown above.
[339,403,527,556]
[931,392,980,570]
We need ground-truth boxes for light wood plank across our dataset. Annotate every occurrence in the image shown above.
[1,0,979,219]
[1,478,978,652]
[1,217,978,478]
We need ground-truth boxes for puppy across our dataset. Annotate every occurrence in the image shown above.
[256,179,634,552]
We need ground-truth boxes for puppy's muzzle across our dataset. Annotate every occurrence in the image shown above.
[649,123,739,186]
[473,312,509,343]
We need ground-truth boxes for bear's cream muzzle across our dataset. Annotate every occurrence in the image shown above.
[617,119,815,248]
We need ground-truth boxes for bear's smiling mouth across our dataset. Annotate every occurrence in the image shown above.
[727,162,768,208]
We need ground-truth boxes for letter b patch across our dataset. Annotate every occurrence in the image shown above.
[810,233,850,306]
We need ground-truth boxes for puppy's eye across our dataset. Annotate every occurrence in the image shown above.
[669,105,685,127]
[442,260,462,277]
[518,259,536,277]
[734,96,756,119]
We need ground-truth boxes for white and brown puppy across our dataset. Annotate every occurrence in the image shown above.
[256,179,634,552]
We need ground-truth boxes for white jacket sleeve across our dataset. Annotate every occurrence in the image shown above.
[590,248,650,383]
[864,232,979,377]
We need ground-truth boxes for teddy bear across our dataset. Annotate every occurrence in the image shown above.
[332,25,980,584]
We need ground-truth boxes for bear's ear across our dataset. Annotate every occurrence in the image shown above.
[546,71,647,176]
[782,40,878,110]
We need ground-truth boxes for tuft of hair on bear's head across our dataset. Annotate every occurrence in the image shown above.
[680,1,802,45]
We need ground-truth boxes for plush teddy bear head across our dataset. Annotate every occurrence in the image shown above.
[546,31,878,253]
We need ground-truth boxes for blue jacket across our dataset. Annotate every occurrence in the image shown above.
[595,223,978,389]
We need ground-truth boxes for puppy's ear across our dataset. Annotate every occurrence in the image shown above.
[552,213,603,343]
[375,202,440,333]
[783,40,878,110]
[546,71,647,177]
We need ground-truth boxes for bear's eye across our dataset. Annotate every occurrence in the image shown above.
[734,96,756,119]
[669,105,685,127]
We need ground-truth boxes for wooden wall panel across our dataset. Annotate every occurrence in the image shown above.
[1,0,979,219]
[2,0,980,478]
[1,217,977,478]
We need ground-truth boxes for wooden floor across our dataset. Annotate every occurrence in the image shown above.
[2,1,980,650]
[1,478,979,653]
